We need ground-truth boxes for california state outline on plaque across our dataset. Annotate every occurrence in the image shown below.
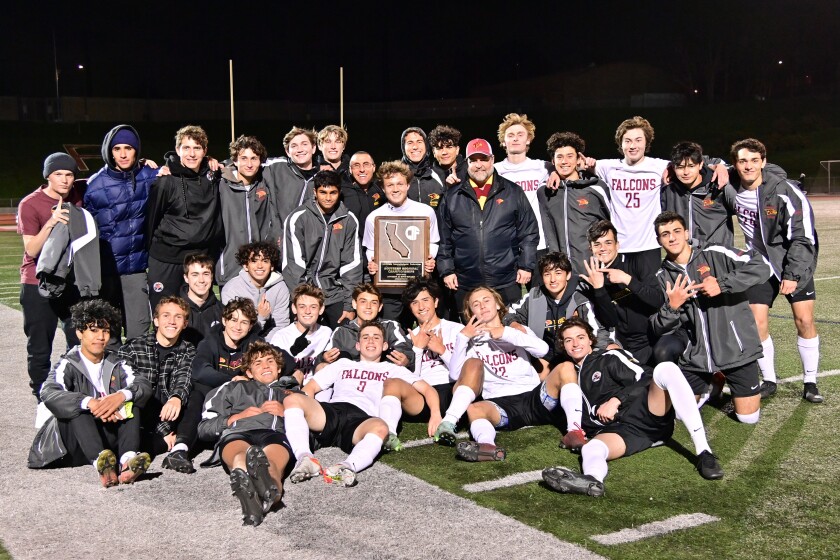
[384,221,411,258]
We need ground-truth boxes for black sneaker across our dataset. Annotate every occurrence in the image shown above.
[803,383,824,404]
[759,381,777,400]
[542,466,604,497]
[229,468,264,527]
[162,449,195,474]
[246,446,280,513]
[696,450,724,480]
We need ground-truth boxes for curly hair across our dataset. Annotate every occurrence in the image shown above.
[614,116,654,156]
[497,113,536,148]
[428,125,462,148]
[175,125,208,150]
[730,138,767,162]
[377,160,413,185]
[546,132,585,159]
[222,297,258,323]
[241,340,285,373]
[229,135,267,162]
[71,299,122,331]
[235,241,279,268]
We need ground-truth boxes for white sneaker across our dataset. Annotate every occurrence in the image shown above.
[289,455,322,484]
[323,463,357,487]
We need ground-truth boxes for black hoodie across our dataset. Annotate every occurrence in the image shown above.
[400,127,445,212]
[146,151,224,263]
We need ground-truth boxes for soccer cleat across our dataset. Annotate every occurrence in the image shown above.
[246,446,280,513]
[289,455,323,484]
[161,449,195,474]
[803,383,824,404]
[456,441,506,462]
[542,466,604,497]
[229,468,264,526]
[384,432,403,452]
[759,381,777,400]
[118,452,151,485]
[323,463,357,487]
[434,421,457,447]
[696,450,725,480]
[560,423,587,450]
[95,449,119,488]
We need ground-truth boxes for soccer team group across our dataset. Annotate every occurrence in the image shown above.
[19,113,821,526]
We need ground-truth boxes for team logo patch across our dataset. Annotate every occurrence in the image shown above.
[153,282,164,293]
[765,206,777,217]
[697,264,711,277]
[333,223,344,230]
[496,199,504,205]
[429,193,440,207]
[372,193,381,201]
[577,198,589,206]
[703,198,715,208]
[592,371,602,382]
[255,188,267,200]
[219,357,227,364]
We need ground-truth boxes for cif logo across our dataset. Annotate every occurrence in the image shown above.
[405,225,421,240]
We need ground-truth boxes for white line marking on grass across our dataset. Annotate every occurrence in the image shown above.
[463,470,544,493]
[778,369,840,383]
[589,513,719,545]
[814,275,840,282]
[402,431,469,449]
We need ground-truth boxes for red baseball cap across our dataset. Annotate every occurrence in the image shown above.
[465,138,493,158]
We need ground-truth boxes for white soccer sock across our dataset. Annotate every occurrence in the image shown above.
[560,383,584,431]
[653,362,710,455]
[798,335,820,384]
[379,395,403,433]
[283,408,312,460]
[171,443,188,453]
[581,439,609,482]
[736,409,760,424]
[443,386,476,425]
[757,337,776,383]
[470,418,496,445]
[119,451,136,466]
[345,433,385,472]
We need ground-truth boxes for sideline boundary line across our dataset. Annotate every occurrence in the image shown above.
[589,513,719,545]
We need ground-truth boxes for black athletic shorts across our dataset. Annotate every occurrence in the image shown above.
[219,429,292,456]
[682,361,761,398]
[595,395,675,457]
[746,276,816,307]
[403,382,454,423]
[487,382,566,431]
[315,401,371,454]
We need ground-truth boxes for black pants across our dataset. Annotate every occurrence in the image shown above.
[20,283,80,400]
[177,382,212,449]
[322,301,348,330]
[56,412,141,466]
[147,257,186,310]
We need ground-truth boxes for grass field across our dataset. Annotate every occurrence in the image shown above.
[0,199,838,559]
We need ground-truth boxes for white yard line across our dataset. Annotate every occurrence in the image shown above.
[402,431,469,449]
[814,275,840,282]
[463,470,544,493]
[590,513,719,545]
[778,369,840,383]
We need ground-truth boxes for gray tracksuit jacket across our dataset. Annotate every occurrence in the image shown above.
[36,204,101,298]
[262,156,315,235]
[660,166,737,246]
[651,241,772,374]
[537,175,611,274]
[282,197,362,312]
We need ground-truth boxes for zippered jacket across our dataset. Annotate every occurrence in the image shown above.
[660,166,736,246]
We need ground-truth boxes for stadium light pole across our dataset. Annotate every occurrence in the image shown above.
[52,29,61,121]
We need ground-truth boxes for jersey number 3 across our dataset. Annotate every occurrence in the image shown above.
[357,380,367,392]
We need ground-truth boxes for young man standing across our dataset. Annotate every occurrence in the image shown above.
[31,300,152,487]
[363,160,439,323]
[118,296,196,473]
[429,125,467,186]
[651,211,771,421]
[264,126,320,230]
[222,241,290,338]
[85,125,156,339]
[217,135,282,286]
[283,321,419,486]
[316,125,352,187]
[494,113,552,257]
[538,132,610,274]
[282,170,362,329]
[18,152,83,400]
[179,254,223,346]
[730,138,822,402]
[660,141,736,246]
[437,138,539,311]
[541,318,723,497]
[146,125,223,308]
[400,127,445,212]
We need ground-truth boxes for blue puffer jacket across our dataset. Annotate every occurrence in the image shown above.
[84,124,156,275]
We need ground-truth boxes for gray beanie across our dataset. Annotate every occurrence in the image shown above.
[43,153,78,179]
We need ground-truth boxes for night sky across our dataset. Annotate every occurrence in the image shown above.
[2,1,838,103]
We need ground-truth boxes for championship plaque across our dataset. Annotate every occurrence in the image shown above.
[373,216,430,287]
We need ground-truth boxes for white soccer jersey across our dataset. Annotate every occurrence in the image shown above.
[363,199,440,261]
[309,358,420,417]
[450,326,548,400]
[411,318,463,386]
[734,187,759,249]
[495,157,550,250]
[268,323,332,382]
[597,157,668,252]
